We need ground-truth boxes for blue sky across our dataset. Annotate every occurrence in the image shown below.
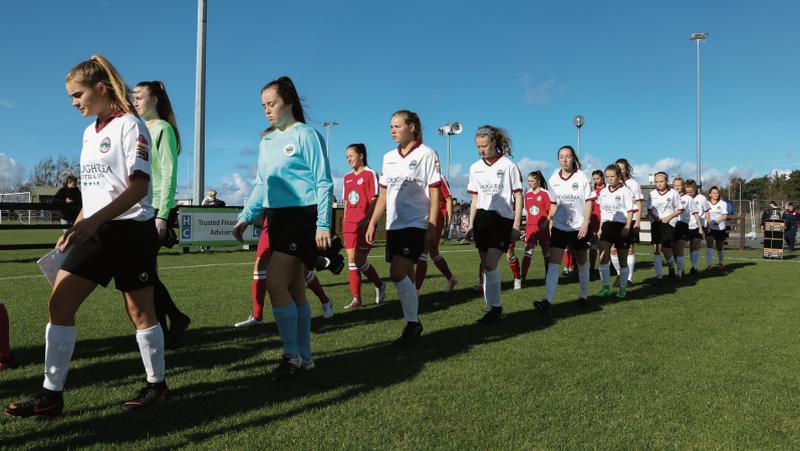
[1,0,798,203]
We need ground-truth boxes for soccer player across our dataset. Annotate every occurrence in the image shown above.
[133,81,192,349]
[589,170,604,273]
[594,164,637,299]
[341,143,387,310]
[234,215,336,327]
[233,76,333,380]
[5,55,167,417]
[534,146,596,312]
[466,125,523,323]
[520,170,551,284]
[684,179,710,276]
[672,177,691,279]
[610,159,643,287]
[705,186,729,271]
[414,161,458,296]
[366,110,440,346]
[647,172,683,283]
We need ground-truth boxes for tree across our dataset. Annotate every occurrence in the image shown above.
[29,155,79,187]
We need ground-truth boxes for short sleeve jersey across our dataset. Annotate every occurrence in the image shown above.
[708,199,728,230]
[343,167,379,224]
[689,194,711,230]
[524,189,551,234]
[467,155,523,220]
[597,184,637,224]
[624,178,645,202]
[648,188,683,227]
[79,113,154,221]
[678,193,692,223]
[547,169,596,232]
[379,142,441,230]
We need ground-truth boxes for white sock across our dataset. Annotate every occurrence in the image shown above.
[545,263,560,303]
[610,255,621,275]
[718,250,724,264]
[43,323,76,392]
[395,277,419,323]
[483,267,502,309]
[690,250,699,268]
[600,263,611,286]
[676,256,685,276]
[619,266,629,285]
[667,256,675,270]
[706,248,713,266]
[578,262,590,299]
[626,255,635,282]
[136,324,165,384]
[653,254,663,278]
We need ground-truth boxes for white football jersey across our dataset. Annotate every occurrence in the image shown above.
[678,193,693,224]
[378,142,441,230]
[547,169,596,232]
[708,200,728,230]
[624,177,644,201]
[79,113,154,221]
[688,193,710,230]
[466,155,523,220]
[648,188,683,227]
[597,184,637,223]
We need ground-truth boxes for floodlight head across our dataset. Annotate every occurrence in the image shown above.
[437,125,451,136]
[690,32,708,42]
[573,115,584,128]
[451,122,463,135]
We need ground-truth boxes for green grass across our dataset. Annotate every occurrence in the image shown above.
[1,229,799,449]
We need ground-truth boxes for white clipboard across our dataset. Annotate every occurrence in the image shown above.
[36,247,71,287]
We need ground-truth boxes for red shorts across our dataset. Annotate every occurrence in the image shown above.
[342,222,372,252]
[525,228,550,246]
[256,225,271,258]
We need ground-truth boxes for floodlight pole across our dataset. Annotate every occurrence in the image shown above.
[691,32,708,187]
[323,120,339,158]
[193,0,207,205]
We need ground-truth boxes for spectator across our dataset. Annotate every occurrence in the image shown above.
[448,198,462,242]
[53,175,82,232]
[783,202,798,251]
[201,190,225,207]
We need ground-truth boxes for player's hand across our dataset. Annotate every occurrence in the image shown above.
[632,224,640,232]
[155,218,168,241]
[577,223,589,239]
[424,223,437,250]
[316,230,331,250]
[661,217,670,224]
[510,227,522,243]
[60,217,99,251]
[621,227,630,237]
[465,228,474,241]
[366,222,377,245]
[232,220,248,243]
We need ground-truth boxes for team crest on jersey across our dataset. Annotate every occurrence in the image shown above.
[530,205,540,216]
[99,137,111,153]
[283,144,297,156]
[135,135,149,161]
[289,243,297,251]
[356,177,364,185]
[402,248,410,255]
[496,169,504,179]
[615,195,621,202]
[571,182,579,190]
[138,272,149,282]
[536,195,541,201]
[348,189,360,205]
[408,160,418,171]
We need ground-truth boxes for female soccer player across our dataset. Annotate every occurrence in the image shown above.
[589,169,604,273]
[684,179,710,276]
[705,186,729,271]
[534,146,595,312]
[594,164,637,299]
[233,76,333,380]
[466,125,523,323]
[133,81,192,348]
[520,170,551,284]
[366,110,440,346]
[647,172,683,282]
[5,55,167,417]
[673,177,691,279]
[415,160,458,296]
[341,143,386,310]
[234,215,336,327]
[611,158,643,287]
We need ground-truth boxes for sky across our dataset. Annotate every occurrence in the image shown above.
[1,0,798,204]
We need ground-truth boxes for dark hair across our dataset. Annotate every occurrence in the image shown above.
[261,76,306,134]
[709,185,721,198]
[591,169,603,179]
[557,145,581,171]
[615,158,633,179]
[347,143,368,167]
[475,125,513,156]
[527,170,547,190]
[684,179,698,190]
[64,175,78,186]
[135,81,181,154]
[391,110,423,142]
[604,164,623,181]
[788,202,795,208]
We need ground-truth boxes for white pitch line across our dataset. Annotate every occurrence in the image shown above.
[0,247,795,282]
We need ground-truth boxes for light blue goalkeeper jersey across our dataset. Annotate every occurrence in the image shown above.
[238,122,333,231]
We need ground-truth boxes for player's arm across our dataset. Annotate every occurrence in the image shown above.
[366,190,387,245]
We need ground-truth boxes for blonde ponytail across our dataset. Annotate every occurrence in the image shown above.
[67,54,136,116]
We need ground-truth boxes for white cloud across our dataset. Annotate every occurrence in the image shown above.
[0,153,24,192]
[213,172,253,206]
[0,97,15,109]
[521,74,558,105]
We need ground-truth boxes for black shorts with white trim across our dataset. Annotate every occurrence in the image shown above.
[599,221,631,249]
[385,227,427,263]
[550,227,591,251]
[473,209,513,253]
[61,218,159,292]
[651,222,676,247]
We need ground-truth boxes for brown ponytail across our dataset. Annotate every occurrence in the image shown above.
[67,54,135,116]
